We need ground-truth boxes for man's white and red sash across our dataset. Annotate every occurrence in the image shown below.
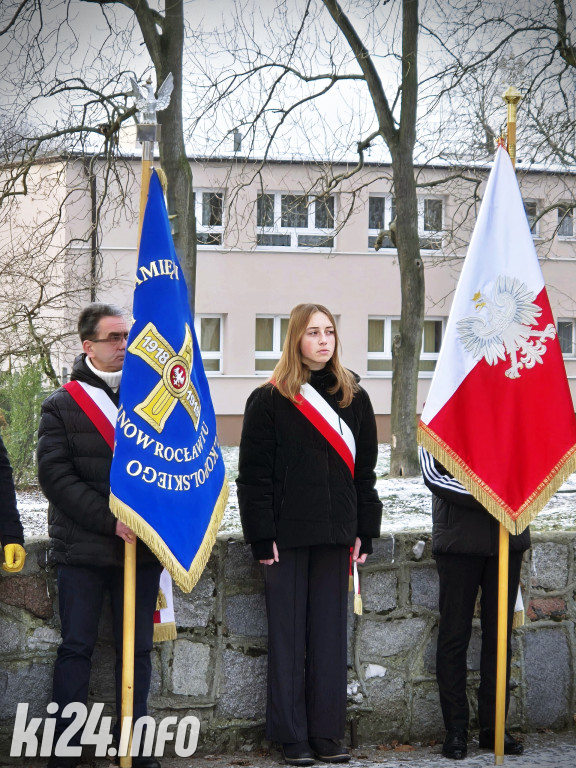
[63,380,116,450]
[418,147,576,533]
[292,382,356,477]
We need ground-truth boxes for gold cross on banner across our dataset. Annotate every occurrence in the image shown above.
[128,322,201,433]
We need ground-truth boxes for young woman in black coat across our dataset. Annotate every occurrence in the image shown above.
[237,303,382,766]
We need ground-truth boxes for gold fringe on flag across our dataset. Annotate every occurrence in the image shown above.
[418,423,576,535]
[109,476,228,594]
[512,609,525,629]
[156,588,168,611]
[153,621,177,642]
[155,166,169,193]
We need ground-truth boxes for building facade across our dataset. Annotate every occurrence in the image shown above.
[3,152,576,443]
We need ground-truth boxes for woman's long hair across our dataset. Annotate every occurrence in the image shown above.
[269,303,359,407]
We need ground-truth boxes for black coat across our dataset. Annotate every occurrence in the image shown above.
[420,448,530,557]
[0,435,24,548]
[237,368,383,560]
[37,355,156,568]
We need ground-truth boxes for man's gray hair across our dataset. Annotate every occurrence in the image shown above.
[78,303,126,342]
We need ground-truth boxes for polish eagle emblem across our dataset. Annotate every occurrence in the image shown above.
[457,275,556,379]
[130,73,174,124]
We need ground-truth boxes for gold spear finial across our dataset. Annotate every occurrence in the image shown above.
[501,86,522,166]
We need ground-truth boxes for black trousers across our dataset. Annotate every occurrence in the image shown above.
[264,545,349,744]
[435,550,523,733]
[52,562,162,750]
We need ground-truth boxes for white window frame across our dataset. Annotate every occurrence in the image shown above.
[195,189,225,247]
[557,204,574,239]
[523,199,540,237]
[367,316,445,378]
[255,192,336,250]
[419,318,445,376]
[255,314,289,373]
[194,314,223,374]
[368,195,396,250]
[418,196,444,251]
[557,318,576,358]
[367,315,398,374]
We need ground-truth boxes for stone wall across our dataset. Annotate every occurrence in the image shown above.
[1,532,575,758]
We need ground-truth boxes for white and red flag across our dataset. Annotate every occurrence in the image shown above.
[418,146,576,533]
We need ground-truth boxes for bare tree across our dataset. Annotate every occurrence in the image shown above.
[191,0,434,475]
[88,0,197,308]
[0,0,198,386]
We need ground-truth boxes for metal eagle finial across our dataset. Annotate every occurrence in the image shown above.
[130,73,174,124]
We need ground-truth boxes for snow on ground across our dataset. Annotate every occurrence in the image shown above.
[18,445,576,538]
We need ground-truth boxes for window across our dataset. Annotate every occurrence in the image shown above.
[557,319,575,357]
[367,195,443,250]
[255,315,289,372]
[196,190,224,245]
[523,200,539,236]
[420,319,444,372]
[194,315,223,373]
[368,195,396,249]
[558,205,574,238]
[367,317,399,371]
[256,192,335,248]
[423,199,443,232]
[419,197,443,250]
[367,317,445,374]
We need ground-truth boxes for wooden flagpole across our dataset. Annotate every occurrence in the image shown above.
[119,88,160,768]
[493,85,522,767]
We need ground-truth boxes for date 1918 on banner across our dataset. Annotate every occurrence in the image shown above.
[11,703,200,758]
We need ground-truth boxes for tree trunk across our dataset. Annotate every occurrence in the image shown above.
[389,0,423,476]
[155,0,197,313]
[390,149,424,476]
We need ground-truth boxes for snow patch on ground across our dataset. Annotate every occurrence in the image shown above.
[19,445,576,537]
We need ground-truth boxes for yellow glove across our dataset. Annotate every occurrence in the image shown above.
[2,543,26,573]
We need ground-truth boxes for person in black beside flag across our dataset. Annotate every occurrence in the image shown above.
[37,303,162,768]
[237,303,382,766]
[419,447,529,760]
[1,434,26,574]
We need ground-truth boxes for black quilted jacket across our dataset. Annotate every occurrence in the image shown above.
[37,355,156,568]
[0,435,24,548]
[237,368,383,560]
[420,448,530,557]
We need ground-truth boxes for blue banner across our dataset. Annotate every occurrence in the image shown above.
[110,170,228,592]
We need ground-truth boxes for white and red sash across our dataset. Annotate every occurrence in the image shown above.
[63,379,176,641]
[293,382,356,477]
[63,380,116,449]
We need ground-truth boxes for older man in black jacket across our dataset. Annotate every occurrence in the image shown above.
[420,447,529,760]
[37,303,161,768]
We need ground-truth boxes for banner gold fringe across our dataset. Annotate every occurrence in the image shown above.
[512,609,525,629]
[417,422,576,534]
[155,167,168,193]
[153,621,177,642]
[156,588,168,611]
[109,476,229,594]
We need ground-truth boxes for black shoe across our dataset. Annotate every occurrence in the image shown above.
[281,742,315,766]
[111,757,161,768]
[47,757,78,768]
[47,763,77,768]
[442,729,468,760]
[133,758,161,768]
[308,738,350,764]
[478,729,524,755]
